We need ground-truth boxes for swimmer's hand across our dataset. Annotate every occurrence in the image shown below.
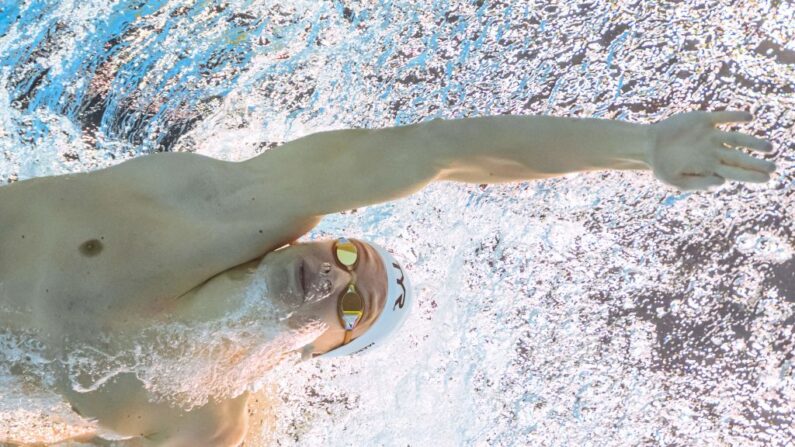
[647,110,776,191]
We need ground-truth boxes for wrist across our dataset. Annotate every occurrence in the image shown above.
[621,122,654,170]
[588,119,653,171]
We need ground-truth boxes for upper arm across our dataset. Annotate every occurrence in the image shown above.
[236,123,445,217]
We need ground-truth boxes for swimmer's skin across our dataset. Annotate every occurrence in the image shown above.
[0,111,775,446]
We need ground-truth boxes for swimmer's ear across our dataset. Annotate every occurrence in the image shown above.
[299,344,318,361]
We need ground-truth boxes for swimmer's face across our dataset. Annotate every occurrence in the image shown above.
[261,238,387,357]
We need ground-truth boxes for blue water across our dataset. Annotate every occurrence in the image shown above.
[1,0,794,445]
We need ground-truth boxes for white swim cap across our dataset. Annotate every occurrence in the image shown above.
[320,240,414,357]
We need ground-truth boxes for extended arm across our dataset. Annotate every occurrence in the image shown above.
[239,111,774,217]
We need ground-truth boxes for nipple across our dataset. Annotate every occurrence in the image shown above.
[78,238,104,257]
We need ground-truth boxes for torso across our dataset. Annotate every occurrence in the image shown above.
[0,154,317,345]
[0,153,319,439]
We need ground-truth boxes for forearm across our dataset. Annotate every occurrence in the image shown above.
[425,114,652,183]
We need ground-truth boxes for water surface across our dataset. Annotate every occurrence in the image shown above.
[1,0,793,445]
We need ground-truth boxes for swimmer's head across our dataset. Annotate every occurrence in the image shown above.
[261,237,413,358]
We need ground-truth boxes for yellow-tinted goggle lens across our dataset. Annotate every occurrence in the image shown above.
[340,287,364,311]
[335,238,358,268]
[339,287,364,330]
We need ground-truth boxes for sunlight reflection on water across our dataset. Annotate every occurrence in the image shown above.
[1,0,793,445]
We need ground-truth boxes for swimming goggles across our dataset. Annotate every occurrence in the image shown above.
[334,237,365,346]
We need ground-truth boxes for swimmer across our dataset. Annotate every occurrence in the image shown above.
[0,110,776,446]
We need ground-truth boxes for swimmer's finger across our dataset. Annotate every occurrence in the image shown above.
[714,164,771,183]
[717,147,776,174]
[707,110,754,125]
[714,130,774,153]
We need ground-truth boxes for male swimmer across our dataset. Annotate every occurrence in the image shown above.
[0,111,776,445]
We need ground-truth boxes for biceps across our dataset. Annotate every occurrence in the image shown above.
[236,123,444,217]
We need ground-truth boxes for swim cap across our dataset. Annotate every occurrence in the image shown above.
[320,240,414,358]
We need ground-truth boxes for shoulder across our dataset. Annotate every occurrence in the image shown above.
[92,152,235,206]
[0,152,233,218]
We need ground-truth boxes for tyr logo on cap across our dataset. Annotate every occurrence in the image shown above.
[392,262,406,311]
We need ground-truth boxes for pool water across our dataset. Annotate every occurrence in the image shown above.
[1,0,794,445]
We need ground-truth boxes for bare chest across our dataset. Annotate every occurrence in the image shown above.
[1,190,264,344]
[0,159,319,345]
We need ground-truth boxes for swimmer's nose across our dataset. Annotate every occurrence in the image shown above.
[312,260,355,297]
[302,260,344,299]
